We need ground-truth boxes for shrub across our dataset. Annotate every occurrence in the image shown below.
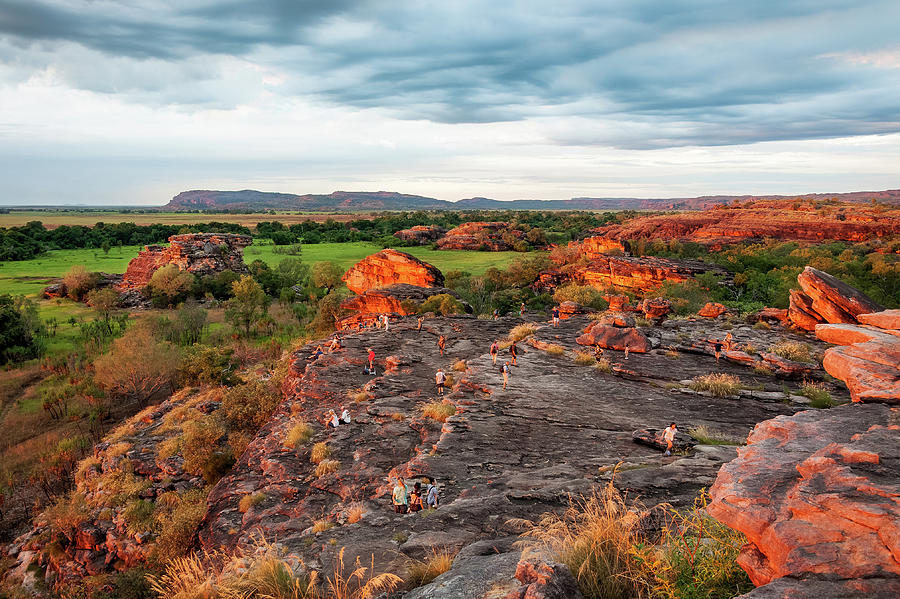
[752,320,770,330]
[147,264,195,307]
[406,549,456,589]
[771,340,813,363]
[222,381,280,432]
[753,364,774,375]
[180,417,226,476]
[345,503,366,524]
[63,264,100,301]
[147,554,217,599]
[422,401,456,423]
[665,347,679,359]
[574,352,596,366]
[0,294,47,364]
[452,359,467,372]
[312,519,335,533]
[238,492,266,513]
[418,294,467,315]
[800,381,834,408]
[310,442,332,464]
[179,345,240,387]
[593,358,612,374]
[690,374,741,397]
[124,499,156,535]
[314,459,340,477]
[284,422,314,448]
[94,324,179,406]
[202,450,236,484]
[688,425,743,446]
[552,283,607,310]
[349,390,369,403]
[543,343,566,356]
[508,323,537,341]
[154,488,208,562]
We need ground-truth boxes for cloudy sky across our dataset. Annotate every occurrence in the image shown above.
[1,0,899,206]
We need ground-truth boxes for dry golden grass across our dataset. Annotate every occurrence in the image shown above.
[771,340,813,363]
[310,442,332,464]
[312,519,335,534]
[543,343,566,356]
[314,459,340,477]
[239,492,266,514]
[573,352,596,366]
[687,425,744,446]
[345,503,366,524]
[348,390,369,403]
[452,360,467,372]
[405,549,457,588]
[508,323,538,341]
[422,401,456,423]
[690,373,741,397]
[391,412,405,421]
[593,358,612,374]
[284,422,314,449]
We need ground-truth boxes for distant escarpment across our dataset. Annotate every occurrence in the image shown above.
[589,200,900,246]
[161,189,900,212]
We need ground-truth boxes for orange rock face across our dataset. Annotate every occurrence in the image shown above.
[708,404,900,590]
[578,236,625,259]
[858,309,900,331]
[336,284,462,330]
[589,200,900,246]
[816,316,900,404]
[118,233,251,290]
[797,266,884,325]
[575,322,650,352]
[698,302,728,318]
[574,255,722,294]
[342,249,444,294]
[436,221,522,251]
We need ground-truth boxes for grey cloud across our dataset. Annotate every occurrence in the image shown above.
[1,0,899,147]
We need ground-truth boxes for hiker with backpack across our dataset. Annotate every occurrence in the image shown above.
[551,306,560,327]
[409,482,424,512]
[509,341,518,366]
[435,368,446,396]
[438,335,446,356]
[502,361,511,389]
[425,482,439,508]
[490,341,499,365]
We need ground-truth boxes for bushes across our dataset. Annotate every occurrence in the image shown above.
[552,283,608,311]
[63,264,100,301]
[153,488,208,562]
[0,294,47,364]
[771,340,814,363]
[800,381,834,408]
[179,344,240,387]
[418,294,467,315]
[284,422,314,448]
[238,492,266,513]
[406,549,456,589]
[689,374,741,397]
[422,401,456,422]
[574,352,596,366]
[94,324,179,406]
[310,442,332,464]
[147,264,195,307]
[509,323,537,341]
[222,381,280,432]
[180,418,226,476]
[543,343,566,356]
[687,425,744,446]
[593,358,612,374]
[314,459,340,477]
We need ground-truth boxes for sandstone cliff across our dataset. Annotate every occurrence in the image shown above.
[435,222,522,251]
[342,249,444,294]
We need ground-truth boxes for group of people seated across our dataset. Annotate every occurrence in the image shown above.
[324,407,351,428]
[309,335,343,360]
[391,476,439,513]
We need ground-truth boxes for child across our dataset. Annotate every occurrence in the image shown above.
[663,422,677,456]
[408,482,423,512]
[367,347,375,371]
[438,335,446,356]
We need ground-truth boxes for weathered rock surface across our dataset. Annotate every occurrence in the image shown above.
[342,249,444,294]
[576,322,650,352]
[436,221,523,251]
[574,255,726,294]
[797,266,884,325]
[736,575,900,598]
[505,559,583,599]
[394,225,447,244]
[556,301,594,320]
[698,302,728,319]
[708,404,900,591]
[578,236,625,259]
[858,309,900,331]
[639,297,673,321]
[118,233,251,290]
[337,284,464,330]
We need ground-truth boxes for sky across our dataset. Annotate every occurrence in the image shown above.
[1,0,899,206]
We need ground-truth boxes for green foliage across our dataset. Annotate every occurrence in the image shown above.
[689,373,741,397]
[179,417,226,476]
[93,324,179,405]
[124,499,157,535]
[147,264,196,307]
[201,450,237,485]
[310,290,348,335]
[178,344,240,387]
[63,264,101,301]
[418,293,467,315]
[552,283,608,310]
[0,293,46,364]
[222,381,281,433]
[225,275,268,336]
[311,261,344,293]
[800,381,834,408]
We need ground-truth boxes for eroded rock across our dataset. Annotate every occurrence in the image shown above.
[342,249,444,294]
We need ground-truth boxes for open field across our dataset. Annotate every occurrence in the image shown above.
[0,210,371,229]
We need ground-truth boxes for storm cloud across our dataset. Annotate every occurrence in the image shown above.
[2,0,899,148]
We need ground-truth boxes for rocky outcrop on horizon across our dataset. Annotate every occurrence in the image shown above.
[393,225,447,244]
[435,221,523,251]
[118,233,252,290]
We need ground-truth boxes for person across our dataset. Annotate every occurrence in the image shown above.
[492,308,499,320]
[509,341,518,366]
[551,306,560,327]
[594,344,604,359]
[435,368,446,396]
[325,409,340,428]
[724,332,734,351]
[425,482,439,508]
[329,335,341,351]
[392,478,408,514]
[311,345,324,360]
[624,344,629,360]
[382,314,390,331]
[367,347,375,373]
[502,361,511,389]
[438,335,446,356]
[663,422,677,456]
[490,341,499,365]
[417,316,424,331]
[519,302,526,317]
[374,314,382,329]
[340,407,351,424]
[714,340,723,363]
[408,482,424,512]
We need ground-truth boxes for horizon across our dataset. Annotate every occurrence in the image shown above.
[2,1,900,205]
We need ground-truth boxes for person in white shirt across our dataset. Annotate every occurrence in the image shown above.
[435,369,446,396]
[340,407,351,424]
[326,409,340,428]
[663,422,677,456]
[382,314,390,331]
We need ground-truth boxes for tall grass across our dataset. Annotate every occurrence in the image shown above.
[509,323,538,341]
[422,401,456,422]
[405,549,457,588]
[770,340,813,363]
[689,374,741,397]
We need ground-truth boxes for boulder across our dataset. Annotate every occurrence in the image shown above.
[603,294,635,312]
[533,269,567,293]
[119,233,251,290]
[578,236,625,259]
[698,302,728,319]
[576,322,650,352]
[505,559,583,599]
[858,309,900,331]
[752,307,789,324]
[342,249,444,294]
[757,352,815,379]
[597,312,635,328]
[575,255,727,294]
[787,289,824,331]
[436,222,523,251]
[393,225,446,244]
[708,404,900,588]
[737,576,900,599]
[822,341,900,403]
[336,284,465,330]
[814,323,897,346]
[557,301,594,320]
[632,429,697,452]
[640,297,673,320]
[797,266,884,325]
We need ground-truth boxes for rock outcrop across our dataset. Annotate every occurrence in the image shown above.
[118,233,251,290]
[578,236,625,259]
[787,267,884,331]
[394,225,446,244]
[708,404,900,596]
[588,200,900,247]
[698,302,728,318]
[816,313,900,403]
[576,320,651,352]
[342,249,444,294]
[336,284,463,330]
[574,255,726,294]
[436,222,523,251]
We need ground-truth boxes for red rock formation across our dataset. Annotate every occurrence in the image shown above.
[751,307,789,324]
[858,309,900,330]
[336,284,464,330]
[394,225,446,244]
[787,289,823,331]
[578,236,625,259]
[576,322,650,352]
[589,200,900,246]
[574,255,725,294]
[698,302,728,318]
[534,269,567,293]
[118,233,251,290]
[639,297,673,320]
[506,560,583,599]
[708,404,900,593]
[436,222,523,251]
[787,267,885,330]
[557,301,594,319]
[604,294,638,312]
[816,315,900,404]
[341,249,444,294]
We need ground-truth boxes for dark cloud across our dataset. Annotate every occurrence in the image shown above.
[1,0,898,147]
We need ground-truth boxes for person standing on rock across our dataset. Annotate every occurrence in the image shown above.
[490,341,499,365]
[724,332,734,351]
[663,422,677,456]
[713,340,723,363]
[502,361,511,389]
[435,368,446,396]
[438,335,446,356]
[509,341,518,366]
[409,482,424,512]
[520,302,526,317]
[417,316,424,331]
[492,308,499,320]
[594,344,604,360]
[382,314,390,331]
[367,347,375,373]
[426,482,439,508]
[392,478,409,514]
[551,306,560,327]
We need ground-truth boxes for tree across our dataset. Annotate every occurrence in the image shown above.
[310,291,348,335]
[0,294,46,364]
[225,275,268,336]
[311,261,343,294]
[147,265,195,307]
[63,265,100,301]
[94,324,179,406]
[86,288,120,325]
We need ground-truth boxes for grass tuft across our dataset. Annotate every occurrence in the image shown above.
[310,442,332,464]
[284,422,314,449]
[800,381,834,408]
[688,425,744,446]
[452,359,467,372]
[574,352,596,366]
[771,340,813,363]
[239,492,266,514]
[544,343,566,356]
[689,373,741,397]
[422,401,456,423]
[593,358,612,374]
[406,549,457,589]
[509,323,538,341]
[314,459,340,477]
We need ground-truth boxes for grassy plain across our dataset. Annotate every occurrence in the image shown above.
[0,210,367,229]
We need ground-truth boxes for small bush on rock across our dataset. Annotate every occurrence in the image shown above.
[314,459,340,477]
[238,492,266,513]
[310,442,332,464]
[509,323,537,341]
[406,549,457,589]
[800,381,834,408]
[690,374,741,397]
[422,401,456,422]
[771,340,813,363]
[574,352,596,366]
[284,422,314,448]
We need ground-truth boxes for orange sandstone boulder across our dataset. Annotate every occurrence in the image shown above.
[858,309,900,330]
[797,266,884,325]
[603,294,637,312]
[336,284,463,330]
[787,289,824,331]
[342,249,444,294]
[436,221,522,251]
[822,341,900,404]
[575,255,724,294]
[557,301,594,319]
[578,236,625,259]
[698,302,728,318]
[640,297,673,320]
[708,404,900,592]
[576,322,650,352]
